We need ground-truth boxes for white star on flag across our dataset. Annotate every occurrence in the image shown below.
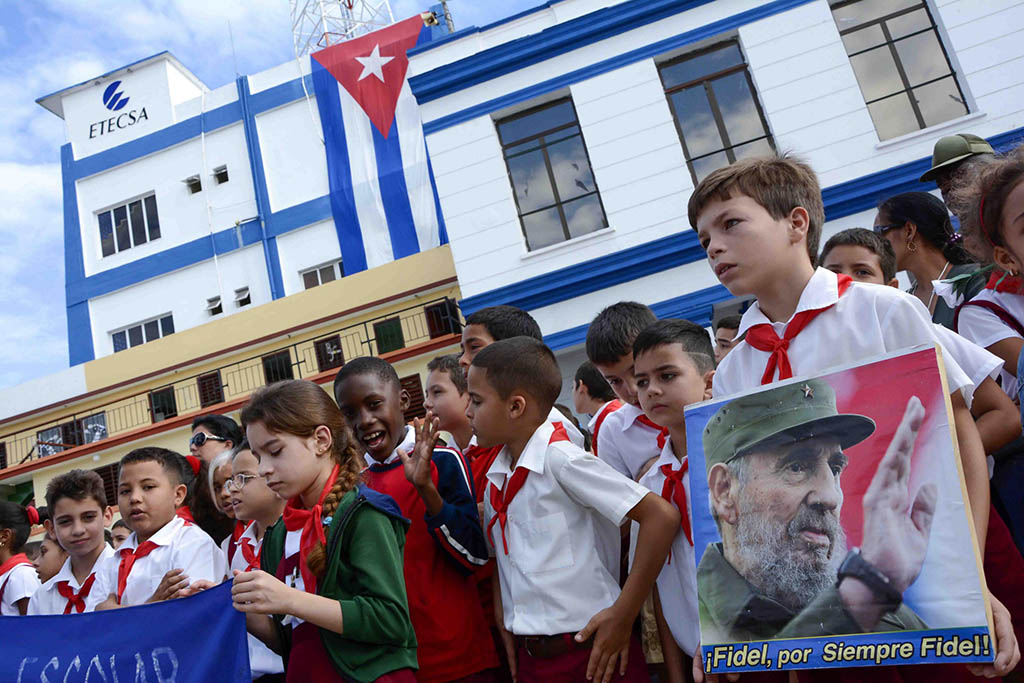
[355,44,394,82]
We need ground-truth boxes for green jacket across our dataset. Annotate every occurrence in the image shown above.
[697,543,927,644]
[261,485,418,682]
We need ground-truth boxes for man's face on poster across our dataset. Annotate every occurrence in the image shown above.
[711,436,851,611]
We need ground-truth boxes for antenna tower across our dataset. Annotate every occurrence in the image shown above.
[290,0,396,56]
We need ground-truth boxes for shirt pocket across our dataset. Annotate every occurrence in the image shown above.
[513,512,575,574]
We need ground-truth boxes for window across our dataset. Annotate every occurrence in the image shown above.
[659,41,775,184]
[0,442,6,469]
[401,374,427,422]
[262,350,294,384]
[112,314,174,353]
[184,175,202,194]
[831,0,968,140]
[93,463,118,507]
[497,98,608,251]
[35,413,107,457]
[374,318,405,354]
[149,387,177,422]
[301,261,342,290]
[98,194,160,257]
[206,296,223,316]
[424,299,462,339]
[213,165,229,184]
[197,372,224,408]
[234,287,251,307]
[314,335,345,373]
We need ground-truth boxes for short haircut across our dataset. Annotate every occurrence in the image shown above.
[333,356,401,399]
[574,361,616,402]
[191,414,243,447]
[45,469,108,511]
[714,314,742,333]
[820,228,897,282]
[112,519,130,531]
[465,305,542,342]
[688,153,825,266]
[471,337,562,413]
[427,354,467,394]
[633,319,715,374]
[586,302,657,365]
[119,447,186,487]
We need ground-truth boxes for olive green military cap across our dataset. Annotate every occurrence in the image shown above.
[919,133,995,182]
[701,379,875,474]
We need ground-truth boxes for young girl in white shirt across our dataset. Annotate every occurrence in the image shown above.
[0,502,42,614]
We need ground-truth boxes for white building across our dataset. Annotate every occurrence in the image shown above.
[408,0,1024,400]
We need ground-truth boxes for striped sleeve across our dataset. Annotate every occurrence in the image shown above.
[424,446,489,574]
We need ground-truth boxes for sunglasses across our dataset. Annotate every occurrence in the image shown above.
[189,432,228,448]
[872,223,904,234]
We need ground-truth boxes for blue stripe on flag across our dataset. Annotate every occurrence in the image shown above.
[427,153,449,245]
[373,119,421,259]
[311,59,368,274]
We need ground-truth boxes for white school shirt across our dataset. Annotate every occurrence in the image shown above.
[483,420,648,636]
[467,406,585,452]
[93,515,226,606]
[632,437,699,656]
[714,268,974,399]
[932,323,1002,409]
[230,523,285,679]
[594,402,664,480]
[955,288,1024,397]
[0,562,41,615]
[27,544,115,615]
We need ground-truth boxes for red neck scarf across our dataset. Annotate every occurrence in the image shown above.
[591,400,622,458]
[745,274,853,385]
[635,414,669,449]
[175,506,195,523]
[660,460,693,548]
[281,464,341,594]
[227,520,252,564]
[0,553,31,578]
[116,541,158,604]
[238,536,261,572]
[986,270,1024,294]
[487,424,570,555]
[57,574,97,614]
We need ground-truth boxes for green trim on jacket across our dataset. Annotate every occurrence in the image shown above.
[261,486,418,682]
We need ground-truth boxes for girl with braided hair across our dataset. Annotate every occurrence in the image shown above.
[234,379,417,683]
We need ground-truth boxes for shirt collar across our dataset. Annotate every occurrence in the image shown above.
[363,425,415,467]
[485,420,554,489]
[621,402,645,427]
[654,436,681,470]
[587,401,616,431]
[696,543,795,635]
[44,556,78,590]
[735,267,841,338]
[121,515,183,553]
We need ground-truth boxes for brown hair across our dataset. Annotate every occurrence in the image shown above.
[951,143,1024,263]
[45,469,108,511]
[687,153,825,266]
[240,380,363,579]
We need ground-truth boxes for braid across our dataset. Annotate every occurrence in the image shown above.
[305,440,364,579]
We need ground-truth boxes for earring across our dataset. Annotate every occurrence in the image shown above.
[907,241,917,253]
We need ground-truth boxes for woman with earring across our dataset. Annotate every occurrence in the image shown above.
[873,191,984,329]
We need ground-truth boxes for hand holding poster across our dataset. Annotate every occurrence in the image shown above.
[685,346,993,673]
[1,582,250,682]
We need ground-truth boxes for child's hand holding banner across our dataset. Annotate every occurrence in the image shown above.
[685,346,994,673]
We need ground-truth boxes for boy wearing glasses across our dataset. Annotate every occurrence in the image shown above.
[190,414,242,464]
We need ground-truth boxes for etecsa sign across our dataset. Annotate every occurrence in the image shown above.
[89,79,148,139]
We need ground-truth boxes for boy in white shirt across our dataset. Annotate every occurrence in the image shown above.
[585,302,666,479]
[572,361,622,456]
[28,470,115,615]
[467,336,679,682]
[632,319,716,683]
[690,153,1018,679]
[95,448,226,608]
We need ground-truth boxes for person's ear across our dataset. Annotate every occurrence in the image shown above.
[903,221,918,243]
[993,245,1022,276]
[886,277,900,288]
[399,389,411,413]
[313,425,333,456]
[43,519,54,535]
[103,506,114,525]
[708,463,739,526]
[507,392,527,420]
[173,484,188,509]
[702,369,715,401]
[787,206,810,246]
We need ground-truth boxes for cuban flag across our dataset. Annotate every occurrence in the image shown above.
[311,16,447,274]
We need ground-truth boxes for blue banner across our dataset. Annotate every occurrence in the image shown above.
[2,582,250,682]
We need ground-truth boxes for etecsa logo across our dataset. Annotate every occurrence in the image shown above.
[102,80,129,111]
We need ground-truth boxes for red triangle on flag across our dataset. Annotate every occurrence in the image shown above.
[312,15,425,138]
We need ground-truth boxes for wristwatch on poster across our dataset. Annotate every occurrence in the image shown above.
[836,547,903,611]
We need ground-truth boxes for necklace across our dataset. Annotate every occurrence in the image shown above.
[927,262,951,312]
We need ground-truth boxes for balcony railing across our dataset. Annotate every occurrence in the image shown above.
[0,297,462,471]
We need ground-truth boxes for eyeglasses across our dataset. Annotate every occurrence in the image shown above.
[872,223,904,234]
[223,473,259,493]
[190,432,228,448]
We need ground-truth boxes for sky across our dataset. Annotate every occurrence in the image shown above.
[0,0,538,391]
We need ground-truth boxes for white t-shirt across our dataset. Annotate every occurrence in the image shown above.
[593,402,663,480]
[28,544,115,615]
[229,522,285,679]
[932,323,1002,409]
[955,288,1024,397]
[0,561,40,615]
[714,269,974,400]
[93,516,226,606]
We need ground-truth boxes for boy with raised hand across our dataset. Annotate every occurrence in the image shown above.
[28,470,115,615]
[93,448,226,608]
[468,336,679,683]
[334,356,499,683]
[690,153,1019,679]
[586,302,667,479]
[632,319,716,683]
[459,304,585,449]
